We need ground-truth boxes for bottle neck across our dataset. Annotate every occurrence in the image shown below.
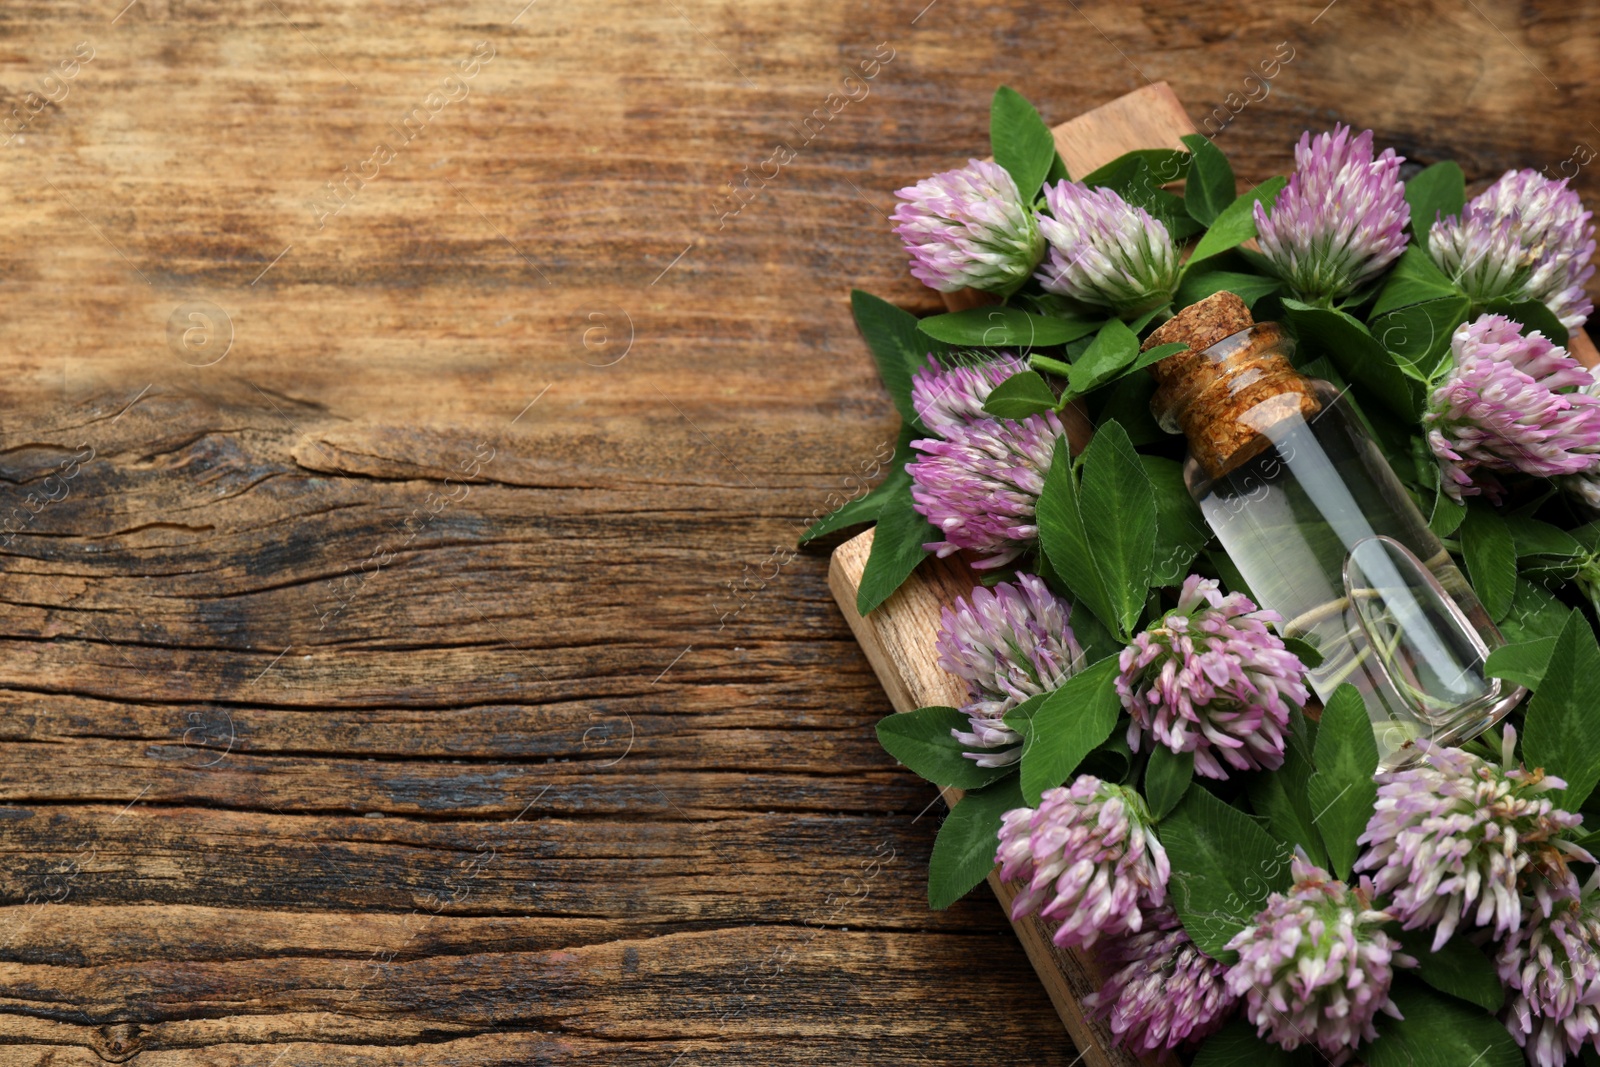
[1150,323,1322,479]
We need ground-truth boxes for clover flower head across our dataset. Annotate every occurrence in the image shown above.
[1033,180,1180,316]
[1429,168,1596,330]
[892,159,1047,294]
[1116,574,1308,780]
[1224,855,1412,1063]
[934,573,1083,766]
[1566,365,1600,511]
[910,352,1030,436]
[995,775,1170,949]
[1499,886,1600,1067]
[1356,728,1591,952]
[908,412,1066,569]
[1084,907,1235,1054]
[1424,314,1600,501]
[1254,124,1410,303]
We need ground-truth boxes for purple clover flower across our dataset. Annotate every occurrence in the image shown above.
[995,775,1170,950]
[934,574,1083,766]
[1116,574,1308,780]
[1254,125,1410,304]
[1567,366,1600,511]
[1084,907,1235,1054]
[1355,729,1591,952]
[891,159,1046,294]
[1033,181,1180,316]
[1424,314,1600,502]
[908,411,1066,570]
[1224,856,1411,1063]
[1499,886,1600,1067]
[1429,168,1596,331]
[909,352,1030,437]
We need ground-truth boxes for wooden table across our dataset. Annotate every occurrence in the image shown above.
[0,1,1596,1063]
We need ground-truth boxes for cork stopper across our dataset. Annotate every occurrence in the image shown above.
[1142,291,1257,374]
[1143,292,1319,479]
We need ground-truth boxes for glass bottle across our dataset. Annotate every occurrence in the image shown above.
[1146,295,1524,767]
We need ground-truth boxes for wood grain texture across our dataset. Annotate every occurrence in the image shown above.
[1,0,1599,1063]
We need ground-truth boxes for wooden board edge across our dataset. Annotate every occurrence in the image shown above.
[828,528,1156,1067]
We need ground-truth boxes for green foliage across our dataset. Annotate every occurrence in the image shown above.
[1369,294,1470,379]
[1092,373,1163,446]
[1036,426,1155,640]
[1486,296,1569,346]
[1428,491,1467,539]
[800,466,903,544]
[989,86,1056,203]
[855,487,935,615]
[1308,685,1379,879]
[1484,636,1559,691]
[1161,787,1294,959]
[1005,657,1122,804]
[801,427,915,544]
[1283,299,1426,420]
[1063,318,1141,397]
[1246,709,1327,868]
[876,706,1016,790]
[928,775,1024,909]
[1368,979,1523,1067]
[1077,729,1135,784]
[849,290,933,429]
[1174,269,1282,310]
[1080,147,1191,191]
[1143,745,1193,818]
[918,306,1101,348]
[1499,577,1574,643]
[1045,150,1070,184]
[1082,151,1202,241]
[1403,162,1465,251]
[1398,928,1505,1013]
[1460,504,1517,620]
[1143,455,1210,586]
[980,369,1056,418]
[1193,1020,1309,1066]
[1050,320,1185,401]
[1372,245,1462,315]
[1180,134,1236,226]
[1505,515,1585,560]
[1187,175,1287,265]
[1127,341,1189,374]
[1522,610,1600,809]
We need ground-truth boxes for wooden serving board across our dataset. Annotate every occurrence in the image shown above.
[829,82,1600,1067]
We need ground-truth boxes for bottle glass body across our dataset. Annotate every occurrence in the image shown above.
[1185,378,1521,767]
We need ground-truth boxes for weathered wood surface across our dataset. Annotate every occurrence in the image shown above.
[1,1,1600,1063]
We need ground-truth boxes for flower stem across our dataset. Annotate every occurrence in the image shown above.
[1030,354,1074,378]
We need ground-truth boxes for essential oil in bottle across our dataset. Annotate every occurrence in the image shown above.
[1144,293,1523,766]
